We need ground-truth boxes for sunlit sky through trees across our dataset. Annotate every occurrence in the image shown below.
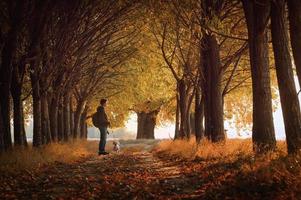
[100,76,301,141]
[23,76,299,141]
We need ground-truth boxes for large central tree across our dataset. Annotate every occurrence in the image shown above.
[271,0,301,154]
[200,0,225,142]
[242,0,276,153]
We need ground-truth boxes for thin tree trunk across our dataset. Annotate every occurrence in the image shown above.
[22,123,27,146]
[63,93,70,142]
[41,94,52,144]
[31,72,42,147]
[49,95,58,142]
[271,0,301,154]
[11,84,26,146]
[195,88,204,143]
[57,98,64,142]
[190,113,195,136]
[0,106,5,152]
[287,0,301,88]
[84,122,88,139]
[185,87,194,139]
[242,0,276,153]
[0,73,12,149]
[40,95,46,145]
[11,60,27,147]
[178,79,187,139]
[73,99,86,139]
[70,97,74,137]
[174,93,180,140]
[80,109,87,139]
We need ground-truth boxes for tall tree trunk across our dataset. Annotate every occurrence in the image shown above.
[271,0,301,154]
[70,97,74,137]
[174,93,180,140]
[0,1,26,150]
[80,121,88,139]
[287,0,301,88]
[186,110,191,139]
[11,81,26,146]
[31,73,42,147]
[80,109,87,139]
[136,112,145,139]
[41,94,51,144]
[0,106,5,152]
[11,59,27,147]
[242,0,276,153]
[190,113,195,136]
[0,67,12,150]
[136,110,159,139]
[63,93,70,142]
[22,124,27,146]
[178,79,188,139]
[28,0,51,147]
[49,95,58,142]
[185,88,194,139]
[0,15,24,150]
[73,99,86,139]
[195,87,204,143]
[202,34,225,142]
[57,98,64,142]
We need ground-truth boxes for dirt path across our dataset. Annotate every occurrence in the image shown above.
[1,150,203,200]
[1,143,295,200]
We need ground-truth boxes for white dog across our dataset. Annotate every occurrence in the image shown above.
[113,141,120,152]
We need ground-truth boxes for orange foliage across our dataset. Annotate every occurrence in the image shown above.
[0,140,111,173]
[155,138,285,159]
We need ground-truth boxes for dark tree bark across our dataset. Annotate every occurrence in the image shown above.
[271,0,301,154]
[174,93,180,140]
[242,0,276,153]
[73,99,87,139]
[0,1,26,150]
[136,110,159,139]
[70,98,74,137]
[11,72,27,146]
[136,112,145,139]
[0,63,13,149]
[186,110,191,138]
[202,34,225,142]
[185,88,195,139]
[63,93,71,142]
[80,109,88,139]
[178,79,188,139]
[57,98,64,142]
[80,121,88,139]
[49,95,59,142]
[28,1,52,147]
[190,113,195,136]
[195,87,204,143]
[31,73,42,147]
[0,106,5,152]
[41,94,52,144]
[287,0,301,88]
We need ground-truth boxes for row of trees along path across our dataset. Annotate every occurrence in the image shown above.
[1,0,301,155]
